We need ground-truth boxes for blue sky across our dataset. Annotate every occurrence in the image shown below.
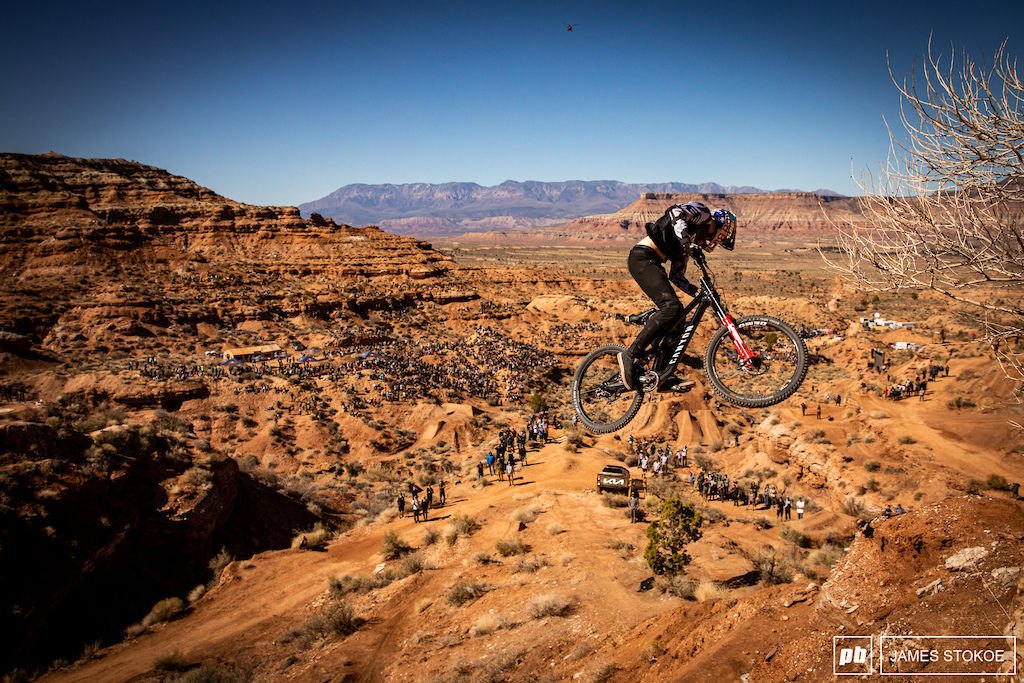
[1,0,1021,206]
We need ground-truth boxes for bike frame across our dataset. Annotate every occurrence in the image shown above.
[641,248,758,382]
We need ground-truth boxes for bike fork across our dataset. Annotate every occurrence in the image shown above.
[722,313,757,361]
[705,288,757,362]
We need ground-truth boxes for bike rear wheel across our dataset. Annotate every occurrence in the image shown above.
[572,343,645,433]
[704,315,807,408]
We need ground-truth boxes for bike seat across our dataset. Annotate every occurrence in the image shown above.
[625,309,656,326]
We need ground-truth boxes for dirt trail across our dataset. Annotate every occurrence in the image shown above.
[38,347,1024,683]
[45,432,678,682]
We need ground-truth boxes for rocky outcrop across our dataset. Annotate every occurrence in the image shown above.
[0,152,461,281]
[451,191,871,245]
[0,419,319,670]
[754,419,860,508]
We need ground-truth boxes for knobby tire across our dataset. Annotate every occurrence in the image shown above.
[571,343,644,434]
[703,315,807,408]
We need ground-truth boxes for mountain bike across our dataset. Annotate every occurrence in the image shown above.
[571,245,808,433]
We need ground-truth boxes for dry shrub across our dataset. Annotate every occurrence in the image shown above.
[693,580,725,603]
[380,530,412,559]
[152,649,188,672]
[329,573,385,596]
[656,574,696,599]
[511,554,549,574]
[421,526,440,546]
[443,515,479,546]
[186,584,206,604]
[469,613,509,637]
[586,659,617,683]
[399,551,427,575]
[377,506,399,524]
[471,551,493,565]
[779,525,811,548]
[292,522,333,549]
[447,581,490,606]
[525,592,573,619]
[414,598,433,614]
[840,496,868,519]
[756,546,793,586]
[295,599,363,646]
[510,505,538,523]
[134,597,183,635]
[208,547,234,581]
[495,536,527,556]
[807,543,845,568]
[600,493,628,508]
[546,522,565,536]
[566,641,595,662]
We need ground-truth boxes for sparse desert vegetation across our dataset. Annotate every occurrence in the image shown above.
[2,155,1023,683]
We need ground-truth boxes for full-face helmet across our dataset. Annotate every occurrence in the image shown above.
[707,209,737,251]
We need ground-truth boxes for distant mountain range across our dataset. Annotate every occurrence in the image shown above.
[299,181,842,236]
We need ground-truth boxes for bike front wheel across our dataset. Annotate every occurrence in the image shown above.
[704,315,808,408]
[572,343,645,434]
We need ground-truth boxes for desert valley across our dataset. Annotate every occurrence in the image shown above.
[2,153,1023,683]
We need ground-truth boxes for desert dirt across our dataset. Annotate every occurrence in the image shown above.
[12,242,1024,683]
[2,154,1023,683]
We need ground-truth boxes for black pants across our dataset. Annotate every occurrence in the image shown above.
[627,245,681,357]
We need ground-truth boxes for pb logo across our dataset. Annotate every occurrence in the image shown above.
[834,636,873,675]
[838,647,868,665]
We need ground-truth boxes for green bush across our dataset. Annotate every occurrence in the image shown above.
[644,497,703,575]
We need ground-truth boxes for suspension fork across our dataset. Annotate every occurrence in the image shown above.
[700,279,757,362]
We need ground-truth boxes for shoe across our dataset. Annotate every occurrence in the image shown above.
[617,351,637,390]
[659,375,695,393]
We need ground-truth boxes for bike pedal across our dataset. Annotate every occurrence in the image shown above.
[638,371,659,392]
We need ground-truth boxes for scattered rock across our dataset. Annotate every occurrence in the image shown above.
[992,567,1021,585]
[945,546,989,571]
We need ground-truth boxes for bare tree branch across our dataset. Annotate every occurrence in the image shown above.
[822,38,1024,384]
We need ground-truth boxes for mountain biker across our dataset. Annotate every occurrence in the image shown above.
[618,201,736,391]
